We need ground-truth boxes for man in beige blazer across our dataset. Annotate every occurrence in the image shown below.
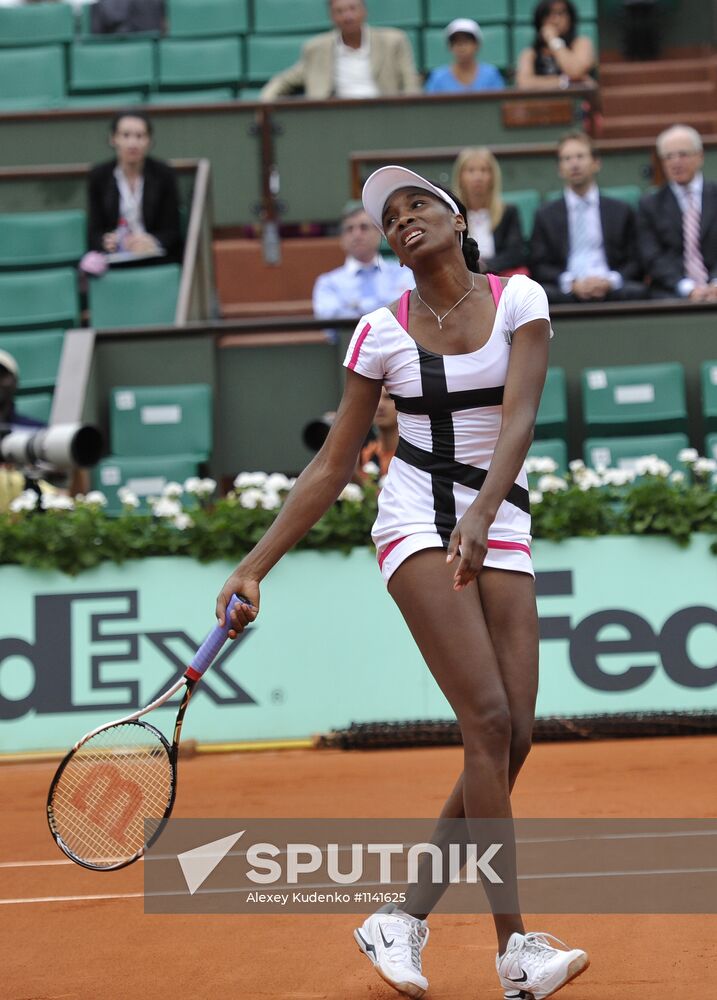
[260,0,421,101]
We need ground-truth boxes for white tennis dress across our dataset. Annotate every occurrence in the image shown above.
[343,273,552,585]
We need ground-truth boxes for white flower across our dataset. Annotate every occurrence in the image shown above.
[693,457,717,474]
[600,468,635,487]
[82,490,107,506]
[529,489,543,505]
[9,489,39,513]
[265,472,291,492]
[239,487,263,509]
[117,487,140,509]
[42,493,74,511]
[569,459,586,473]
[537,474,568,493]
[234,471,268,489]
[669,470,685,484]
[633,454,671,478]
[678,447,699,464]
[184,476,216,497]
[173,512,193,530]
[362,461,380,477]
[526,456,558,475]
[575,468,604,490]
[150,496,182,518]
[260,489,282,510]
[339,483,364,502]
[162,481,183,498]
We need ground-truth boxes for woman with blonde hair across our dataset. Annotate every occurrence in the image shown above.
[452,147,527,275]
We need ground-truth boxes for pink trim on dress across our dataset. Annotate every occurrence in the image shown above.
[347,322,371,370]
[377,536,408,569]
[487,539,531,557]
[396,289,411,332]
[486,273,504,308]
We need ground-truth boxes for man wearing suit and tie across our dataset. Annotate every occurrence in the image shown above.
[530,131,645,303]
[638,124,717,301]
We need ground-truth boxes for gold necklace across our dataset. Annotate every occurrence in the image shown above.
[415,274,475,330]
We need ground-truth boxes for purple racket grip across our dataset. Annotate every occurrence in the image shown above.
[185,594,252,681]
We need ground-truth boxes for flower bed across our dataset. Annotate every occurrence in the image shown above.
[1,453,716,576]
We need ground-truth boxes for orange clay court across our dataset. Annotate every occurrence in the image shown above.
[2,736,716,1000]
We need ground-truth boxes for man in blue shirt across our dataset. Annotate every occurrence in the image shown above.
[425,18,505,94]
[313,201,414,318]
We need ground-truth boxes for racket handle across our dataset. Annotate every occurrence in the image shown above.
[185,594,251,681]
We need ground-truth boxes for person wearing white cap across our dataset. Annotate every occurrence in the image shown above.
[425,18,505,93]
[0,350,45,431]
[215,166,588,1000]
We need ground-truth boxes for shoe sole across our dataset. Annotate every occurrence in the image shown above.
[517,954,591,1000]
[353,929,427,1000]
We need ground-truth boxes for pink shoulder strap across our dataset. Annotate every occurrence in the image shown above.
[396,289,411,331]
[486,273,503,308]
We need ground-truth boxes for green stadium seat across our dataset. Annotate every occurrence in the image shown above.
[238,86,264,100]
[705,434,717,462]
[0,211,86,269]
[527,438,568,477]
[427,1,509,26]
[0,269,78,330]
[63,92,145,108]
[601,185,643,210]
[246,34,307,82]
[535,367,567,441]
[15,391,53,424]
[700,360,717,433]
[0,2,74,46]
[502,190,540,239]
[513,21,598,63]
[0,331,65,392]
[424,25,509,71]
[88,265,181,329]
[109,384,212,459]
[0,45,65,109]
[70,41,155,94]
[149,87,235,104]
[253,0,330,34]
[168,0,248,37]
[365,0,423,28]
[158,37,242,89]
[584,433,690,472]
[514,0,597,21]
[94,454,205,515]
[582,362,687,437]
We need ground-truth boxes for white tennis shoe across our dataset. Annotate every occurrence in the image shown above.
[354,909,430,999]
[497,932,589,1000]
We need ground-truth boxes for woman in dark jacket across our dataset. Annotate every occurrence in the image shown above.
[452,147,528,275]
[88,110,182,264]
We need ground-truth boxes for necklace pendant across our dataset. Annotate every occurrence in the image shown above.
[438,319,443,330]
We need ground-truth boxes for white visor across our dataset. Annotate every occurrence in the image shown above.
[361,165,462,236]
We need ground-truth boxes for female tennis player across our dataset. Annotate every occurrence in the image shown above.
[216,166,589,1000]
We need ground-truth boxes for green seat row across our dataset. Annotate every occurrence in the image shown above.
[582,362,687,437]
[0,211,86,269]
[0,269,78,330]
[94,454,205,514]
[88,265,182,329]
[0,330,65,392]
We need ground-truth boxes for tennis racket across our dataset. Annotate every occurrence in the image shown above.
[47,593,250,872]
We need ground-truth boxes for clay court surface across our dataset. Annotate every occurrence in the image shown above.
[2,736,716,999]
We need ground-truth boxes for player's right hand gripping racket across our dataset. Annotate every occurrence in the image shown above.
[47,594,250,872]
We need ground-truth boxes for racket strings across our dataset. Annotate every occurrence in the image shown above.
[49,722,174,868]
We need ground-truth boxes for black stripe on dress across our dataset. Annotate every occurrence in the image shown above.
[391,384,504,414]
[417,347,457,546]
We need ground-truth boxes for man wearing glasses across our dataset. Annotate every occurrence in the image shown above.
[638,124,717,301]
[312,201,413,319]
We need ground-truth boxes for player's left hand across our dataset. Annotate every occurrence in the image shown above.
[446,510,492,591]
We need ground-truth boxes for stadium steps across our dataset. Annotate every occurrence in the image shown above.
[599,55,717,139]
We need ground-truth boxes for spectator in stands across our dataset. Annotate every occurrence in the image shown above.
[360,386,398,479]
[515,0,595,90]
[424,18,505,93]
[452,147,527,275]
[637,124,717,301]
[313,200,414,318]
[91,0,165,34]
[530,131,645,302]
[88,111,182,265]
[0,350,44,431]
[260,0,420,101]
